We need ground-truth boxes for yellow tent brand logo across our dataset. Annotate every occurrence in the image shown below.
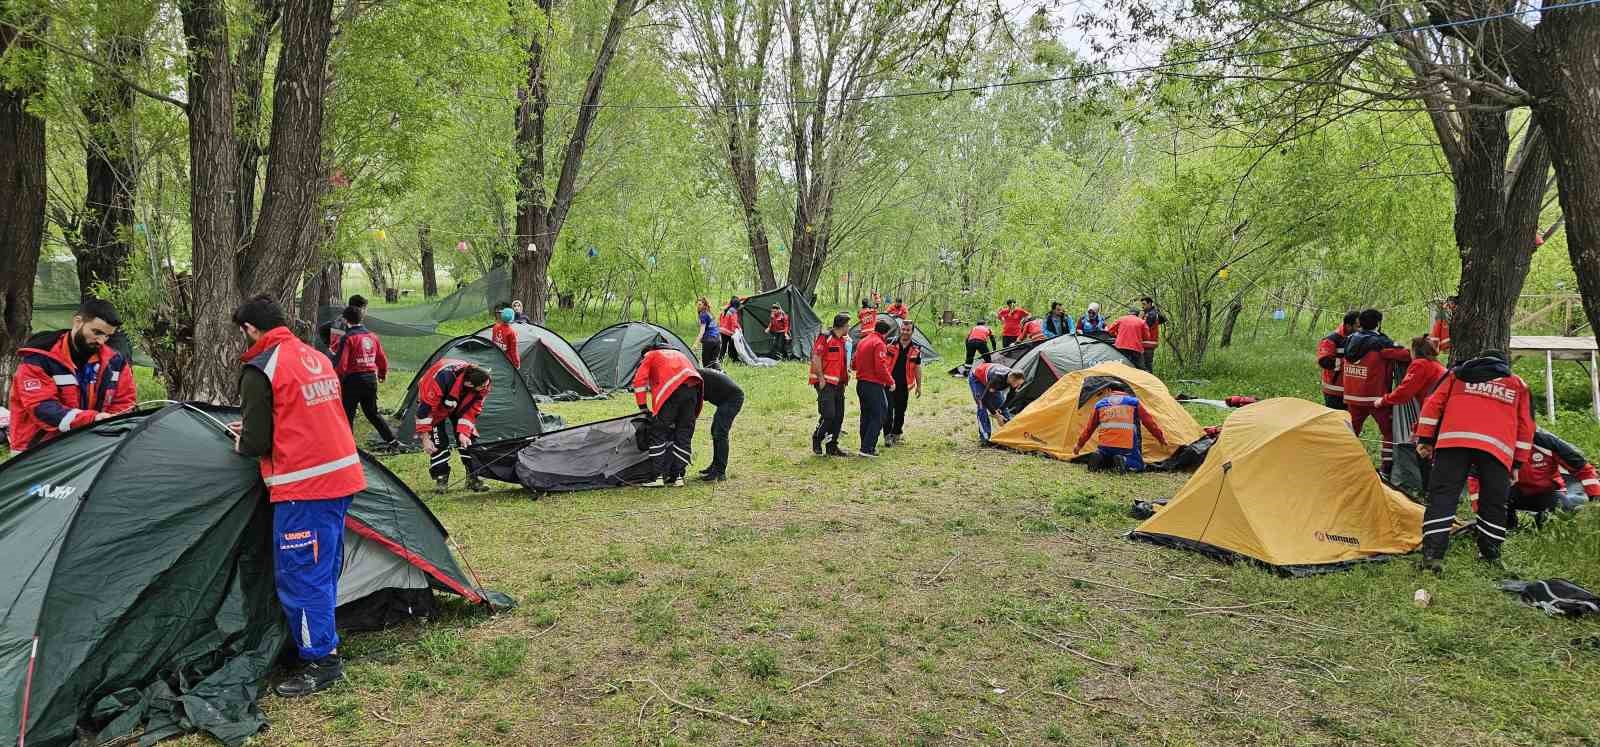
[1024,432,1046,444]
[1314,530,1360,547]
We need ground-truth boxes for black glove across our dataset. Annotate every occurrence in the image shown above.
[1318,357,1336,371]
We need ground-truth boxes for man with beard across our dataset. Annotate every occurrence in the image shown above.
[7,298,137,452]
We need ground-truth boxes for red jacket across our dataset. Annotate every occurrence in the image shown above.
[333,325,389,380]
[767,310,790,334]
[718,308,740,336]
[633,348,702,415]
[1141,308,1164,349]
[809,332,850,387]
[967,325,992,342]
[997,307,1030,337]
[1107,314,1148,353]
[858,307,878,330]
[1340,331,1411,407]
[885,339,922,386]
[491,321,521,369]
[1379,358,1446,408]
[1316,326,1351,397]
[885,303,908,319]
[1471,430,1600,501]
[1022,319,1044,341]
[852,331,893,387]
[241,327,366,502]
[417,358,490,438]
[971,361,1013,391]
[1417,359,1535,470]
[1429,317,1451,352]
[7,330,137,452]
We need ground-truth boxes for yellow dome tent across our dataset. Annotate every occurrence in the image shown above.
[989,362,1206,469]
[1130,398,1423,574]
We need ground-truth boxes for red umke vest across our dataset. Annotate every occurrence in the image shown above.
[243,327,367,502]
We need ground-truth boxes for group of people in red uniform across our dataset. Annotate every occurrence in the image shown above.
[810,312,924,456]
[1315,303,1598,573]
[962,297,1166,372]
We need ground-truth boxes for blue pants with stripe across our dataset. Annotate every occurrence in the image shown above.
[969,375,1006,442]
[1097,445,1145,472]
[274,497,352,661]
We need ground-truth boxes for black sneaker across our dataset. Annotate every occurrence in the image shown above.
[1479,555,1519,579]
[275,655,344,698]
[826,445,854,457]
[698,472,726,482]
[698,466,713,475]
[811,433,824,455]
[434,477,450,493]
[1415,557,1444,576]
[466,477,491,493]
[859,449,880,458]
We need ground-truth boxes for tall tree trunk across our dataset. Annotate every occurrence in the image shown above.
[0,13,46,395]
[418,223,438,297]
[234,0,282,244]
[730,140,776,290]
[237,0,334,305]
[75,31,142,297]
[1218,299,1244,348]
[179,0,246,402]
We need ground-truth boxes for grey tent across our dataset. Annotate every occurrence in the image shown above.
[848,313,941,360]
[576,322,697,390]
[738,285,822,360]
[1006,333,1128,413]
[471,322,601,397]
[468,415,657,492]
[0,404,504,747]
[394,335,547,443]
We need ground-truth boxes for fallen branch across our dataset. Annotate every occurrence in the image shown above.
[1044,690,1138,719]
[788,654,875,695]
[1009,620,1122,670]
[625,678,752,726]
[369,709,414,727]
[923,552,962,588]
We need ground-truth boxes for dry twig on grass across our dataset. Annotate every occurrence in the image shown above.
[788,654,876,694]
[1044,690,1138,719]
[368,710,414,727]
[1009,620,1122,670]
[625,678,752,726]
[923,552,962,588]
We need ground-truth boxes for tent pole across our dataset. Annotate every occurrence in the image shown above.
[1546,350,1557,422]
[1590,350,1599,422]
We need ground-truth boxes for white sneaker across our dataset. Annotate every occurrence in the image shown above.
[671,477,686,487]
[639,478,667,488]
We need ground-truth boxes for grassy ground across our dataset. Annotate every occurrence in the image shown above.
[184,331,1600,747]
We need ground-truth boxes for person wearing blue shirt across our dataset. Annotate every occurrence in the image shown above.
[1076,303,1106,334]
[1042,302,1073,338]
[696,297,722,368]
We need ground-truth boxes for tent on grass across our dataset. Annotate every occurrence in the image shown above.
[947,331,1114,378]
[470,322,601,398]
[0,404,505,747]
[1003,334,1127,413]
[469,414,657,493]
[989,362,1209,470]
[1130,398,1424,574]
[848,313,941,360]
[394,335,547,444]
[737,285,822,360]
[577,322,698,390]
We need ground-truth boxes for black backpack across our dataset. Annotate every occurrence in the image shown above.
[1502,579,1600,616]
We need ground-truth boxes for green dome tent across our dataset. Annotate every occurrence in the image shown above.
[470,322,601,398]
[394,335,550,444]
[0,404,504,747]
[848,313,941,360]
[1005,333,1127,414]
[575,322,697,390]
[737,285,821,360]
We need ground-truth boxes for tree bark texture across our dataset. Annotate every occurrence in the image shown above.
[180,0,246,402]
[0,14,46,396]
[419,223,438,297]
[74,29,142,297]
[512,0,636,322]
[233,0,282,244]
[1218,299,1244,348]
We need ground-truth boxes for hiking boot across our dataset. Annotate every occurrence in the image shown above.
[698,472,726,482]
[275,655,343,698]
[826,444,854,458]
[1415,557,1444,576]
[466,477,490,493]
[698,466,713,475]
[434,477,450,493]
[811,433,824,455]
[883,435,896,448]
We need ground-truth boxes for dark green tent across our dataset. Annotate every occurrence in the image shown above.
[737,285,821,360]
[0,404,502,747]
[471,322,601,397]
[575,322,697,390]
[848,313,941,360]
[1006,333,1127,413]
[394,335,547,443]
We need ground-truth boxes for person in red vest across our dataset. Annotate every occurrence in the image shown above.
[1429,296,1456,353]
[1415,350,1535,574]
[852,318,895,457]
[965,320,994,365]
[885,298,909,318]
[996,300,1030,347]
[7,298,137,452]
[634,340,704,486]
[1074,383,1168,472]
[331,305,398,448]
[884,319,923,448]
[968,360,1024,443]
[325,294,368,352]
[1106,309,1150,370]
[1316,310,1359,410]
[858,298,878,330]
[230,295,368,697]
[1139,297,1167,372]
[1379,336,1448,496]
[810,313,853,456]
[1342,308,1412,474]
[415,358,493,492]
[490,305,521,369]
[1022,316,1045,342]
[765,304,791,359]
[717,298,742,363]
[1469,429,1600,531]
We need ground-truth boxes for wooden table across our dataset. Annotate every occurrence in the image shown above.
[1507,336,1600,421]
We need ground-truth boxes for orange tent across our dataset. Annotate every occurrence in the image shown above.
[989,362,1204,466]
